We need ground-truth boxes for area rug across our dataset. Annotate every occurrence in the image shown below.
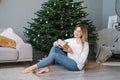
[0,63,40,80]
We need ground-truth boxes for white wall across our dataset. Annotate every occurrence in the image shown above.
[102,0,116,28]
[0,0,48,41]
[83,0,102,30]
[74,0,103,30]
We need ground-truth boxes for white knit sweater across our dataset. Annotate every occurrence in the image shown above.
[65,38,89,70]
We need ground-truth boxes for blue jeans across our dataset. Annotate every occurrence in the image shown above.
[37,46,79,71]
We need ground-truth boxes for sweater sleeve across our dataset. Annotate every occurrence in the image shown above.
[72,42,89,65]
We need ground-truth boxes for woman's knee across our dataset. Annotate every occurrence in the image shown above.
[51,46,59,49]
[65,64,80,71]
[53,46,61,51]
[50,46,58,51]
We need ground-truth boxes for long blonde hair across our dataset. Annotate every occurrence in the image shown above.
[75,24,88,48]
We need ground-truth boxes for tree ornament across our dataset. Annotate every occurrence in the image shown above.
[65,34,68,36]
[40,18,42,22]
[77,22,81,24]
[70,34,73,37]
[72,4,74,7]
[53,13,56,16]
[81,3,84,7]
[54,2,56,6]
[60,17,63,20]
[46,21,48,23]
[26,31,29,33]
[82,14,84,17]
[37,34,40,37]
[33,38,36,41]
[77,11,80,14]
[65,3,69,6]
[61,25,63,28]
[42,39,44,42]
[47,11,49,14]
[71,22,73,26]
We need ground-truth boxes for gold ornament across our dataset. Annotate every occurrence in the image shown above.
[65,3,69,6]
[33,38,36,41]
[71,22,73,26]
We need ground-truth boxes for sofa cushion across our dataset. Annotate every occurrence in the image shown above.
[0,35,16,48]
[97,29,119,46]
[96,45,112,63]
[0,27,24,43]
[111,37,120,54]
[0,47,18,60]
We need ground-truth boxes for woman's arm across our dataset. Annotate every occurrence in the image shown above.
[53,39,65,48]
[72,42,89,65]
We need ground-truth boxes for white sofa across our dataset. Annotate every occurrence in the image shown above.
[0,28,33,63]
[96,28,120,62]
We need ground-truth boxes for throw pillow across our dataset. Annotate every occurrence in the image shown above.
[0,27,24,43]
[111,37,120,54]
[96,45,112,63]
[0,35,16,48]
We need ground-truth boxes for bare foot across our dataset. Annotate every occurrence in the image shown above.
[20,64,38,74]
[36,66,50,75]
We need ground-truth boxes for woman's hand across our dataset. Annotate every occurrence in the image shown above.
[62,42,73,54]
[55,39,65,48]
[63,47,73,54]
[55,41,62,48]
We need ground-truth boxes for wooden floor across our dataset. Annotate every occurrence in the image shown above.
[36,61,120,80]
[0,61,120,80]
[83,62,120,80]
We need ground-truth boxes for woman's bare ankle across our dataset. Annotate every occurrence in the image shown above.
[20,64,38,74]
[36,66,50,75]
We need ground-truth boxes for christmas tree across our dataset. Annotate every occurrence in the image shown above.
[24,0,97,55]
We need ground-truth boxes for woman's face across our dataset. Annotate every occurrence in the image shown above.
[74,27,82,38]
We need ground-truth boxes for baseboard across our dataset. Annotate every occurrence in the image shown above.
[102,62,120,66]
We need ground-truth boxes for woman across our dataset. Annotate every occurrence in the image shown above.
[20,24,89,74]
